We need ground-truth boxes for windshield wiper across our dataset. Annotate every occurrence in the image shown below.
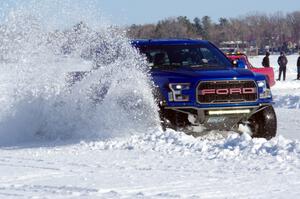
[190,64,204,68]
[190,64,223,68]
[190,64,226,69]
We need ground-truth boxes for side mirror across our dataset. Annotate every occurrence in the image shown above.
[232,59,246,69]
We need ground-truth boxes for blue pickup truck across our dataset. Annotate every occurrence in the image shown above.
[132,39,277,139]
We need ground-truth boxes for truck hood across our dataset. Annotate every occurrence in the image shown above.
[152,67,257,80]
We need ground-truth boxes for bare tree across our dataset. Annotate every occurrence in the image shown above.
[126,11,300,53]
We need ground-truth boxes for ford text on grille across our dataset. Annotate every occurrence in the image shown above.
[200,88,257,95]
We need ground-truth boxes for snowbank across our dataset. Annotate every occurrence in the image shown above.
[82,129,300,161]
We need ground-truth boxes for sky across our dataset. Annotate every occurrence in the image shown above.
[0,0,299,27]
[98,0,300,25]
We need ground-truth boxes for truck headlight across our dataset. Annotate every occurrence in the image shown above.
[169,83,190,102]
[257,80,266,87]
[257,80,272,99]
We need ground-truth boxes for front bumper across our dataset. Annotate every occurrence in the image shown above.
[164,104,272,131]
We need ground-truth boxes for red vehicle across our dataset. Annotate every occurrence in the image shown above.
[227,53,275,87]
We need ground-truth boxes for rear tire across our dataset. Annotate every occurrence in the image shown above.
[248,106,277,140]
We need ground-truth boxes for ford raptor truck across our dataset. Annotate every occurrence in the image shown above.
[132,39,277,139]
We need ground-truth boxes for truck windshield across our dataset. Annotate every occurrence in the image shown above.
[138,44,231,69]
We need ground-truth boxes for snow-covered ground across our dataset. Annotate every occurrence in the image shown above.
[1,0,300,197]
[0,55,300,199]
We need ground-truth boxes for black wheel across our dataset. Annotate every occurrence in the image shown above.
[248,106,277,140]
[153,88,190,131]
[159,108,190,131]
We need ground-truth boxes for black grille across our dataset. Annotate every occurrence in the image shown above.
[197,80,257,104]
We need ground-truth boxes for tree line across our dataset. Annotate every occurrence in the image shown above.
[127,11,300,53]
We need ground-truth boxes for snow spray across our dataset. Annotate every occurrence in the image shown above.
[0,0,159,146]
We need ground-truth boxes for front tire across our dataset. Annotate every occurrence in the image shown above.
[159,108,190,131]
[248,106,277,140]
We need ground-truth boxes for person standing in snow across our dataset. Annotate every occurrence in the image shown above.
[277,51,288,81]
[297,52,300,80]
[262,51,270,67]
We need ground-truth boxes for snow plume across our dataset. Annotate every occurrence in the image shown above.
[0,1,159,146]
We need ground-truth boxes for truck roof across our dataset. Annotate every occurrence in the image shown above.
[131,39,210,46]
